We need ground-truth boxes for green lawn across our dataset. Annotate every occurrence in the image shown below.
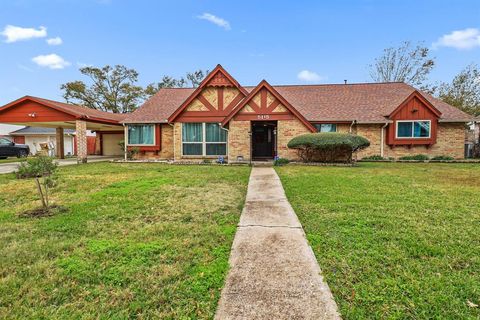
[0,157,26,164]
[0,163,250,319]
[277,163,480,319]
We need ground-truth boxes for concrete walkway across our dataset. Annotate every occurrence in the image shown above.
[0,156,120,174]
[215,167,340,319]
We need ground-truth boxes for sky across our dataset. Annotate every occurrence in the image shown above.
[0,0,479,110]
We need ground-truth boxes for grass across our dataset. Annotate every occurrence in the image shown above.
[0,157,27,164]
[0,162,250,319]
[277,163,480,319]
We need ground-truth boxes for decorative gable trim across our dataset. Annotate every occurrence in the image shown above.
[221,80,316,132]
[389,90,442,119]
[168,65,248,122]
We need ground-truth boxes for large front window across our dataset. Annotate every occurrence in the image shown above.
[182,123,227,156]
[128,124,154,145]
[396,121,431,138]
[314,123,337,133]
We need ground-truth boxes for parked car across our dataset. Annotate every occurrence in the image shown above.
[0,138,30,159]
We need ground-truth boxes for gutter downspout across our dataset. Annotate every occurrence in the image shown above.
[380,122,389,158]
[349,120,356,133]
[169,123,175,161]
[123,124,127,161]
[219,123,229,163]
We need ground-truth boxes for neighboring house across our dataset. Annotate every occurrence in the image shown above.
[9,126,75,156]
[121,65,472,161]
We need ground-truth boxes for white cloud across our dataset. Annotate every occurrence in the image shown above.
[197,13,231,30]
[46,36,62,45]
[32,54,70,69]
[433,28,480,50]
[1,25,47,43]
[297,70,324,82]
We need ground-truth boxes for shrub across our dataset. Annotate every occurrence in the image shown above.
[287,133,370,163]
[362,155,387,161]
[118,141,139,160]
[274,157,290,166]
[431,155,454,161]
[16,156,58,211]
[398,154,430,161]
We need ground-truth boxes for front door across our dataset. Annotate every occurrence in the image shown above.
[251,121,276,160]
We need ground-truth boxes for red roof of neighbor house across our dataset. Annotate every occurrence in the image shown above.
[0,96,127,123]
[122,82,472,124]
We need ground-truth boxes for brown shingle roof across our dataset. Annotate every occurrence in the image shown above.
[29,96,127,122]
[122,82,472,124]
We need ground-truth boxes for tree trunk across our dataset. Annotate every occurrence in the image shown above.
[35,178,47,209]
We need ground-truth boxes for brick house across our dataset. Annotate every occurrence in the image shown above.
[122,65,472,161]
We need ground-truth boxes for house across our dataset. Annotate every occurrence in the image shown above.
[121,65,472,161]
[0,65,473,162]
[9,126,76,156]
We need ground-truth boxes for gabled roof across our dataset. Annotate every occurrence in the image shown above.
[123,79,473,124]
[389,90,442,118]
[222,80,316,131]
[0,96,127,124]
[166,64,248,123]
[9,126,75,135]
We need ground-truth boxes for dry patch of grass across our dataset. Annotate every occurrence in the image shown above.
[277,163,480,320]
[0,163,250,319]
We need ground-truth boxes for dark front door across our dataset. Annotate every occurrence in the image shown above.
[252,121,276,160]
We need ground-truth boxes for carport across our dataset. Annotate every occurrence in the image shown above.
[0,96,125,163]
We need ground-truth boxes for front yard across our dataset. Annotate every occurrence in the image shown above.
[0,163,250,319]
[277,163,480,319]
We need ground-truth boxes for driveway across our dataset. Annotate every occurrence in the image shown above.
[215,167,340,319]
[0,156,120,174]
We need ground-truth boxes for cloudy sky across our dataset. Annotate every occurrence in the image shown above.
[0,0,479,106]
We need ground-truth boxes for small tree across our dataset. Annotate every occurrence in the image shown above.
[16,156,58,211]
[287,133,370,163]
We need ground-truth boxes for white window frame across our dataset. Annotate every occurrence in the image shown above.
[181,123,228,157]
[126,124,156,146]
[395,120,431,139]
[314,123,337,133]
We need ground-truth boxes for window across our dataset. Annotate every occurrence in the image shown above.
[128,125,154,145]
[314,123,337,132]
[182,123,227,156]
[0,138,12,145]
[396,121,431,138]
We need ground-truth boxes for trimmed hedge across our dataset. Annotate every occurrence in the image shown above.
[287,132,370,163]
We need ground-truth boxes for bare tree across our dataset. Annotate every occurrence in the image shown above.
[369,41,435,88]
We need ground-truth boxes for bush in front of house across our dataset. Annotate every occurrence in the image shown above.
[287,132,370,163]
[431,155,454,161]
[362,155,391,161]
[398,154,430,161]
[274,157,290,166]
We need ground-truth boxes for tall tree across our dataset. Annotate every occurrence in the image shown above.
[61,65,146,113]
[437,63,480,116]
[144,69,209,96]
[369,41,435,88]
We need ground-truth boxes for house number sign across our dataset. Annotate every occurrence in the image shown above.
[257,114,270,120]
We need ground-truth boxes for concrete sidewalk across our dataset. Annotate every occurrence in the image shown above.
[215,167,340,319]
[0,156,120,175]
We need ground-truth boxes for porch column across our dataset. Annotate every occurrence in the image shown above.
[55,127,65,159]
[76,120,88,163]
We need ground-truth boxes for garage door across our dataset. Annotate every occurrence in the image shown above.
[102,134,124,156]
